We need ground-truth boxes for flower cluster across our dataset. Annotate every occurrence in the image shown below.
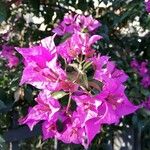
[145,0,150,13]
[17,14,139,149]
[131,59,150,110]
[131,59,150,88]
[0,45,19,68]
[53,13,101,35]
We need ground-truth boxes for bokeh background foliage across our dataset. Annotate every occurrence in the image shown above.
[0,0,150,149]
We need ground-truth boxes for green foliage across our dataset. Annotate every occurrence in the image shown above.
[0,1,8,23]
[0,135,8,150]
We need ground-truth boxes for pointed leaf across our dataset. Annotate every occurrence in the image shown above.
[51,91,67,99]
[0,2,8,23]
[83,61,93,70]
[0,100,6,110]
[82,74,89,89]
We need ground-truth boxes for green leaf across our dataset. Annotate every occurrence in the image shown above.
[52,91,68,99]
[83,61,93,70]
[61,33,72,43]
[0,135,7,150]
[56,119,64,132]
[0,135,5,143]
[0,100,6,111]
[141,88,150,97]
[29,0,40,16]
[24,87,34,103]
[103,0,108,5]
[82,74,89,89]
[132,115,138,126]
[0,2,8,23]
[69,63,84,74]
[77,0,88,11]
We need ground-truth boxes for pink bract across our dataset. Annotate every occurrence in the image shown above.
[92,55,128,83]
[57,32,102,61]
[130,59,150,88]
[19,91,60,130]
[16,45,67,90]
[0,45,19,68]
[101,79,139,118]
[53,13,101,35]
[145,0,150,13]
[143,96,150,110]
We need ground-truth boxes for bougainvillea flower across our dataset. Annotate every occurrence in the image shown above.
[92,55,128,83]
[16,45,56,66]
[141,75,150,88]
[130,59,139,70]
[0,45,19,68]
[52,13,76,35]
[143,96,150,110]
[59,80,79,92]
[19,91,60,130]
[57,114,101,149]
[80,34,102,57]
[42,120,60,140]
[40,35,56,54]
[97,100,119,125]
[130,59,150,88]
[139,61,149,77]
[145,0,150,13]
[97,79,139,119]
[42,107,73,140]
[16,45,67,90]
[56,33,82,61]
[84,118,101,148]
[72,94,102,122]
[68,106,102,148]
[75,15,101,32]
[58,118,85,144]
[53,13,101,35]
[57,32,102,61]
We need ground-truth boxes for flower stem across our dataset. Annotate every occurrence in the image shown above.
[66,93,72,113]
[73,72,80,83]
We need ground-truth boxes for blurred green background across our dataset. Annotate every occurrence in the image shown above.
[0,0,150,149]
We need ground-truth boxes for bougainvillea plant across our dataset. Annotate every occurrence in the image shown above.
[131,59,150,110]
[16,13,140,149]
[131,59,150,88]
[0,45,19,68]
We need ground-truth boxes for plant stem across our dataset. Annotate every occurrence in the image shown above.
[73,72,80,83]
[66,93,72,113]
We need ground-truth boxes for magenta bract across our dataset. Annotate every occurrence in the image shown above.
[145,0,150,13]
[52,13,101,35]
[131,59,150,88]
[0,45,19,68]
